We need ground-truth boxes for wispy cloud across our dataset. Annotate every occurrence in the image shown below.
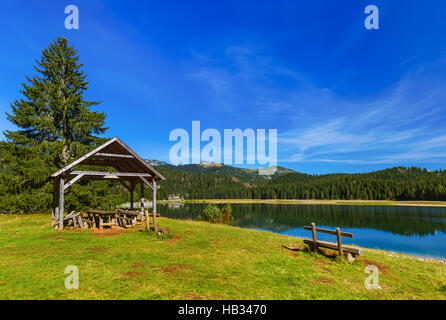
[185,46,446,166]
[279,66,446,164]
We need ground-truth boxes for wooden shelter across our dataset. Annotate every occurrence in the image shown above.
[50,137,165,230]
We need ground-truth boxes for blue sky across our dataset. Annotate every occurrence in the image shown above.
[1,0,446,173]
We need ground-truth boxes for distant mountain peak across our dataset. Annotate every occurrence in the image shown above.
[144,159,296,182]
[198,161,222,167]
[145,159,172,167]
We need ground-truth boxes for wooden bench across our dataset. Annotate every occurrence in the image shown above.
[303,223,363,262]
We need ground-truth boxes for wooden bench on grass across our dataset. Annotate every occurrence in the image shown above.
[303,223,363,262]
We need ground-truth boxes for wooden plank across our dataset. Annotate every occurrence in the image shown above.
[78,215,86,229]
[51,138,166,185]
[88,209,116,215]
[52,208,59,227]
[52,178,59,224]
[94,153,134,159]
[130,181,136,210]
[139,176,154,191]
[153,178,157,215]
[140,183,145,221]
[82,218,96,228]
[152,177,158,232]
[101,222,114,227]
[119,181,132,192]
[303,226,353,238]
[303,239,363,256]
[118,216,134,222]
[70,171,153,178]
[58,177,64,230]
[51,137,119,178]
[112,137,166,181]
[144,209,150,230]
[117,209,149,216]
[64,173,85,191]
[73,215,79,228]
[311,222,318,251]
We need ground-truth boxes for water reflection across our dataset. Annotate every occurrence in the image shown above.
[158,203,446,259]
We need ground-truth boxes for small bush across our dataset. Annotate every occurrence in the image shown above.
[221,203,234,225]
[198,203,233,225]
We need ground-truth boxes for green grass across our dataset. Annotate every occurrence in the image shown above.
[0,214,445,300]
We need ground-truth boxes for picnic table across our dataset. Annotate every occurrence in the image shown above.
[86,210,116,230]
[62,209,162,230]
[86,209,143,229]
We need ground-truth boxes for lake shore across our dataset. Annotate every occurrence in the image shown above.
[165,199,446,207]
[160,201,446,262]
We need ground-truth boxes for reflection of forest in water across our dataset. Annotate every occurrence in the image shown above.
[159,203,446,237]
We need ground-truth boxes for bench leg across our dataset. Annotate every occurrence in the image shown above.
[344,252,355,263]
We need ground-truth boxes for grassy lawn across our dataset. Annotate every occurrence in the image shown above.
[0,214,445,300]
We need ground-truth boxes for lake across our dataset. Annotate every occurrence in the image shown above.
[158,203,446,260]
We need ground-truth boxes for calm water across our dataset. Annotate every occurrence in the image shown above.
[158,203,446,260]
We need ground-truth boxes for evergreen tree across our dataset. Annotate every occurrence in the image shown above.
[4,37,107,166]
[0,37,112,213]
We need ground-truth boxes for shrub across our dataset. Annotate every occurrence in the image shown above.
[198,203,233,225]
[221,203,234,225]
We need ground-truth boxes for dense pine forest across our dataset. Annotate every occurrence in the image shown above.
[155,165,446,202]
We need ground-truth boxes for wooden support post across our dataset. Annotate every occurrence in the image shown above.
[58,177,65,230]
[152,178,158,232]
[53,208,59,227]
[144,209,150,230]
[140,183,144,221]
[129,181,135,210]
[52,178,60,226]
[336,227,343,256]
[52,180,56,224]
[311,222,318,252]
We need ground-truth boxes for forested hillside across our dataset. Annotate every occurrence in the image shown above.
[154,165,446,201]
[262,167,446,200]
[146,160,294,182]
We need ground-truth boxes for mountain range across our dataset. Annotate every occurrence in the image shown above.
[144,160,446,201]
[145,160,295,182]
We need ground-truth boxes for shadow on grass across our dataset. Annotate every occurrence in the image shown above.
[282,245,339,261]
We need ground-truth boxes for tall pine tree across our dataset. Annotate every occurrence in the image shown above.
[0,37,120,213]
[4,37,107,165]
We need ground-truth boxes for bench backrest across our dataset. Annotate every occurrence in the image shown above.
[303,225,353,238]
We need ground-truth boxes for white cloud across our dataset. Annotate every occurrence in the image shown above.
[184,46,446,166]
